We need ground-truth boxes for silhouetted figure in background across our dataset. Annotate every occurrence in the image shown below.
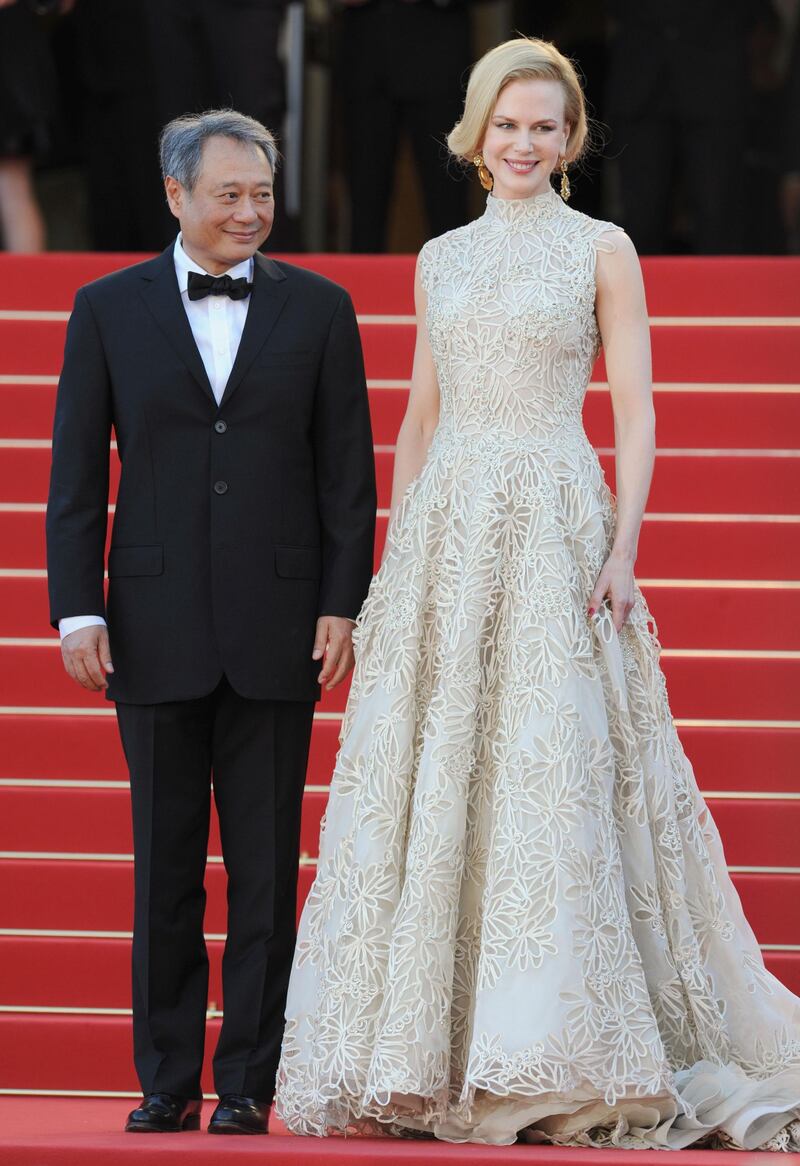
[605,0,753,254]
[0,0,59,250]
[73,0,165,251]
[141,0,293,248]
[336,0,471,252]
[781,12,800,252]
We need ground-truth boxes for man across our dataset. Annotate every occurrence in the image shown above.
[46,110,376,1134]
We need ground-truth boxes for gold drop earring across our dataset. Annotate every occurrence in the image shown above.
[559,158,571,202]
[473,154,494,193]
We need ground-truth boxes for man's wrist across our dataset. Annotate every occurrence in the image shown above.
[58,615,107,641]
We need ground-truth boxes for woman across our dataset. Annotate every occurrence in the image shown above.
[275,38,800,1148]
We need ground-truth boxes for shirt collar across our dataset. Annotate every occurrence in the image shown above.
[173,233,255,295]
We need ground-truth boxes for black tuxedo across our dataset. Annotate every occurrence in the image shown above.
[46,246,376,1102]
[47,247,376,704]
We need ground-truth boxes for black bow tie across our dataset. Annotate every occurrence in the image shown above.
[187,271,253,301]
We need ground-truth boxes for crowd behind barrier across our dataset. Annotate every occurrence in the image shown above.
[1,0,799,254]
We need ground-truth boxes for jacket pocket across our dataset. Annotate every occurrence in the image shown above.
[108,544,164,578]
[274,545,322,580]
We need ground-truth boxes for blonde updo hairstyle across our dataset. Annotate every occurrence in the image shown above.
[448,37,589,167]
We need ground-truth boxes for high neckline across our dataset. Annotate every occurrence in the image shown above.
[482,184,563,227]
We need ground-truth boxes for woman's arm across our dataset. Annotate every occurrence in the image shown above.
[385,256,441,542]
[588,230,655,631]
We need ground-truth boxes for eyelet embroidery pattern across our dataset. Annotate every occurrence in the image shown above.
[275,186,800,1149]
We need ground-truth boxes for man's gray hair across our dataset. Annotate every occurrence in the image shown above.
[159,109,279,191]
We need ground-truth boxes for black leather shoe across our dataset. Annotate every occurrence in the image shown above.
[125,1093,202,1133]
[208,1094,269,1134]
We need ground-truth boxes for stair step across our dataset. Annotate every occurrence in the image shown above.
[2,786,798,868]
[4,382,800,449]
[4,576,797,649]
[1,716,796,793]
[0,859,314,935]
[0,859,796,944]
[0,787,325,864]
[2,318,800,382]
[0,580,769,652]
[2,643,799,720]
[0,714,342,784]
[360,323,800,385]
[2,933,797,1012]
[0,936,225,1010]
[0,1012,219,1093]
[316,654,800,720]
[5,446,800,513]
[1,253,798,313]
[2,509,798,579]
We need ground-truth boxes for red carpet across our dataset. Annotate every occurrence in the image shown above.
[0,1099,790,1165]
[0,251,798,1161]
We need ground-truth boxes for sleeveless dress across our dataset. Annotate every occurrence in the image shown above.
[274,185,800,1149]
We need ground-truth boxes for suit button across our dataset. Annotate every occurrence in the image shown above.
[214,420,228,434]
[213,481,228,495]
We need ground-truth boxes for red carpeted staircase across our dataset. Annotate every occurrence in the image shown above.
[0,252,798,1164]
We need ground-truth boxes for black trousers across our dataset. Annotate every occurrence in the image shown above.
[116,678,314,1102]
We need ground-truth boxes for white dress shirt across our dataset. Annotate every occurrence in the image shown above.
[58,237,253,641]
[172,233,253,406]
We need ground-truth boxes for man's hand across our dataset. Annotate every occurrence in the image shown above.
[312,616,355,691]
[61,625,114,691]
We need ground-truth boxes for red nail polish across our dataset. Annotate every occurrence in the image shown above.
[587,607,595,617]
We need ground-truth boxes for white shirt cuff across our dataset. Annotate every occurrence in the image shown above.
[59,615,107,641]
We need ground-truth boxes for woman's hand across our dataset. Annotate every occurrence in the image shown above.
[588,551,636,633]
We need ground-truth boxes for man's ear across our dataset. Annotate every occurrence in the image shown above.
[164,176,183,220]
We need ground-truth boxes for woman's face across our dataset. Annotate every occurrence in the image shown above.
[480,78,570,200]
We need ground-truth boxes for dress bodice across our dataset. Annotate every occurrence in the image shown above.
[418,185,622,445]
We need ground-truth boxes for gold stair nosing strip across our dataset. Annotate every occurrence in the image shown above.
[0,707,797,728]
[3,309,800,326]
[2,501,800,524]
[4,638,800,660]
[3,779,799,801]
[3,571,800,591]
[0,1087,218,1099]
[0,374,799,393]
[3,927,796,950]
[6,778,800,797]
[367,381,800,394]
[6,437,800,457]
[1,850,798,876]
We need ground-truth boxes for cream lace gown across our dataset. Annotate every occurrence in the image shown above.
[274,186,800,1149]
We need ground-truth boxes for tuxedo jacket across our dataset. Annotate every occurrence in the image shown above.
[46,248,377,704]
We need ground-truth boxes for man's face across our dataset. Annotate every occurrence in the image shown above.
[165,135,275,274]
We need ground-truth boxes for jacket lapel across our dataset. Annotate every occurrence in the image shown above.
[138,246,216,406]
[219,253,289,408]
